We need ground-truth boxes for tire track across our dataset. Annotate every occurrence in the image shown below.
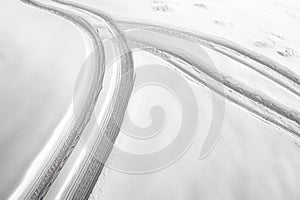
[116,21,300,98]
[50,1,135,198]
[14,0,106,199]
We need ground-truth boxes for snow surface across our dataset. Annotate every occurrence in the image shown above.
[1,0,300,199]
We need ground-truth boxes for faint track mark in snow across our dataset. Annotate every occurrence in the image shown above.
[193,3,208,9]
[253,33,298,58]
[152,0,173,12]
[213,20,233,27]
[277,47,298,58]
[269,32,285,40]
[253,41,270,48]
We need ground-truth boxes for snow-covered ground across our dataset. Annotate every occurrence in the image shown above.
[0,1,85,199]
[0,0,300,199]
[85,0,300,199]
